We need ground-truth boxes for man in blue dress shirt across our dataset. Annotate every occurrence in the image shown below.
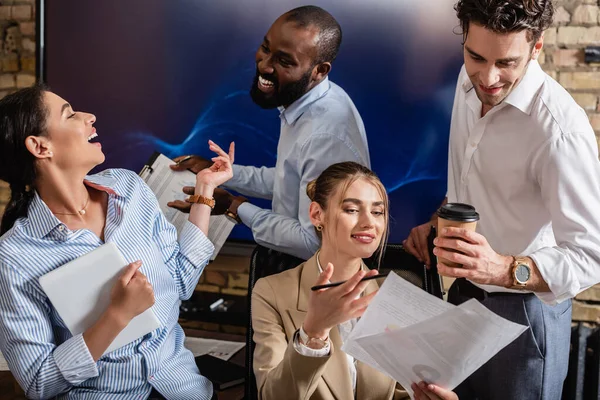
[170,6,370,260]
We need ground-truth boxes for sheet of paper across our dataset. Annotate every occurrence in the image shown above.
[342,272,454,374]
[184,336,246,361]
[141,153,235,260]
[0,350,8,371]
[343,273,527,399]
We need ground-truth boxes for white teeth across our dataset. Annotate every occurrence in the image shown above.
[259,76,274,87]
[353,235,373,240]
[87,132,98,142]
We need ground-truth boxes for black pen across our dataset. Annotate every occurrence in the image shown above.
[311,273,388,291]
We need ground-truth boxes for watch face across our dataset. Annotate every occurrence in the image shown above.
[515,264,531,284]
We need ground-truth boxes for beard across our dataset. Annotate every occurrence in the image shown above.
[250,68,313,109]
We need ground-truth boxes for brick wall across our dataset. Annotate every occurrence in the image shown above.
[0,0,36,218]
[540,0,600,323]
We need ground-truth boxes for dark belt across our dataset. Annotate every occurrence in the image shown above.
[453,278,531,301]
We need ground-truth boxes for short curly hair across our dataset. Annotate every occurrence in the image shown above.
[455,0,554,43]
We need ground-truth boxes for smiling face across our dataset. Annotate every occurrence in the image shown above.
[250,16,326,109]
[42,91,104,170]
[314,177,387,260]
[463,23,543,115]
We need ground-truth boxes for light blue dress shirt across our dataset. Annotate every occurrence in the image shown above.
[0,169,214,400]
[225,77,370,260]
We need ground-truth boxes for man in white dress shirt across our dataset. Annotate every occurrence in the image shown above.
[169,6,370,262]
[404,1,600,399]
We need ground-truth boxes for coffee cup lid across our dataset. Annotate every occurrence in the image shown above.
[436,203,480,222]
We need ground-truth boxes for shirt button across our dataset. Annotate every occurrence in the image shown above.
[149,375,154,380]
[470,142,477,148]
[58,225,65,231]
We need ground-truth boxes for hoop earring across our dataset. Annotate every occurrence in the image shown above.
[316,224,323,232]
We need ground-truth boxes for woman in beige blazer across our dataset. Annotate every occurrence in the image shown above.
[252,162,457,400]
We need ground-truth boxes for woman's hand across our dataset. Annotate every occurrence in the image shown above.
[109,260,155,325]
[196,140,234,189]
[412,382,459,400]
[302,263,379,340]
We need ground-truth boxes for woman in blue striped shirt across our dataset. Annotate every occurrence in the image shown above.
[0,85,232,399]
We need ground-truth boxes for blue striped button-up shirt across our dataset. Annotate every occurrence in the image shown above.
[0,169,214,399]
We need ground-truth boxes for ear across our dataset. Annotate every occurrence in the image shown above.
[309,201,325,228]
[25,136,52,159]
[531,34,544,61]
[312,62,331,82]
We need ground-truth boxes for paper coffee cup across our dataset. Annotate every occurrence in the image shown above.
[436,203,479,268]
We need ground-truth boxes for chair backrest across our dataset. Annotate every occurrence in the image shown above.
[363,242,444,298]
[244,245,305,400]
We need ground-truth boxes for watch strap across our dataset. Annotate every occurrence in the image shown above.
[299,326,330,350]
[185,194,215,209]
[225,196,248,223]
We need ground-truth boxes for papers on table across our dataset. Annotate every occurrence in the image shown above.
[184,337,245,361]
[140,153,235,260]
[342,272,527,399]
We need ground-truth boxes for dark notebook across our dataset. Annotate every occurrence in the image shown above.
[195,354,245,390]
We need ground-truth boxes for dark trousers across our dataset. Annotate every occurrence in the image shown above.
[448,278,572,400]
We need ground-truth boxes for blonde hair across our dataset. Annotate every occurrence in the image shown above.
[306,161,389,266]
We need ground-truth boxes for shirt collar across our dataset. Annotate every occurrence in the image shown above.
[461,60,545,116]
[503,60,545,115]
[279,77,331,125]
[24,171,123,239]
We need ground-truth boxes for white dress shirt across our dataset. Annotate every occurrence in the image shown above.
[224,77,371,260]
[292,253,359,392]
[448,60,600,305]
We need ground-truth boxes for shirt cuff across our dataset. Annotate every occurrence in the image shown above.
[529,249,573,305]
[238,202,262,228]
[224,165,244,187]
[292,328,330,357]
[179,221,215,268]
[53,334,99,384]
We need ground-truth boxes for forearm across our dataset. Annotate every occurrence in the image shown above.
[188,183,215,236]
[258,338,331,400]
[239,205,319,260]
[82,306,128,361]
[224,165,274,199]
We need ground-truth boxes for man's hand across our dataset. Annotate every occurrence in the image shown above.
[167,187,235,215]
[412,382,458,400]
[170,155,212,174]
[403,222,435,267]
[433,227,512,287]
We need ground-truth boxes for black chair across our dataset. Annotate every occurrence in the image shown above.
[243,238,443,399]
[244,245,306,400]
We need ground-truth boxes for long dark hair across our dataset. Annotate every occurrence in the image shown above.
[0,84,48,235]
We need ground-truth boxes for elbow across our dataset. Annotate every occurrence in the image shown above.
[25,382,57,400]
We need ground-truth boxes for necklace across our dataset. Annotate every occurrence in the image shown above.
[52,193,90,216]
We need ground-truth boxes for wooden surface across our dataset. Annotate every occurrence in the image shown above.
[0,329,246,400]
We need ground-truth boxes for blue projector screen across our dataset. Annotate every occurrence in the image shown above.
[45,0,463,243]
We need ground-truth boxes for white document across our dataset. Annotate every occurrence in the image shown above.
[0,350,8,371]
[342,273,527,399]
[39,243,161,355]
[140,153,235,260]
[184,336,246,361]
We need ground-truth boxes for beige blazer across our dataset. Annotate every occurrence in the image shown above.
[251,255,410,400]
